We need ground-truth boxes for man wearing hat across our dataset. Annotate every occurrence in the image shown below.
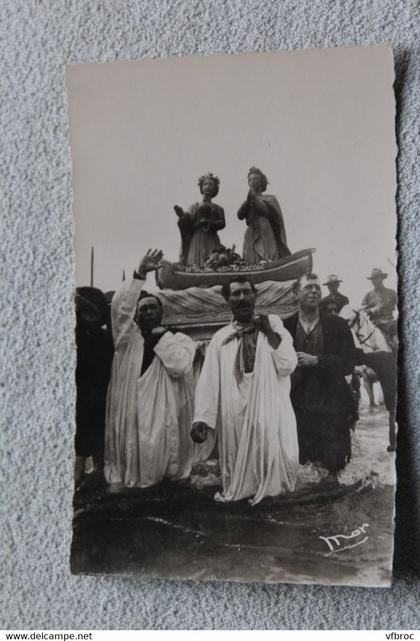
[321,274,349,313]
[361,268,397,327]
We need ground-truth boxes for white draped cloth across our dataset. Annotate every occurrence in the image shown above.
[104,279,196,488]
[194,315,299,504]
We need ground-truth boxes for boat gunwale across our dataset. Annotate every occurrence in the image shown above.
[156,248,315,288]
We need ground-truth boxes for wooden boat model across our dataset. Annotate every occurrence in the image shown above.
[156,248,315,290]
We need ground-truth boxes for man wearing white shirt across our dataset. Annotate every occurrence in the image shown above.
[104,250,196,491]
[191,276,299,505]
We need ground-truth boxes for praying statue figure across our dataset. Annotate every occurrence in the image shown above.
[237,167,290,265]
[174,172,226,265]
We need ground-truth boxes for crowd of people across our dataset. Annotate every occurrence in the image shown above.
[74,249,397,505]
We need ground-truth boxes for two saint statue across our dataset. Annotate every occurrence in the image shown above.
[174,167,291,267]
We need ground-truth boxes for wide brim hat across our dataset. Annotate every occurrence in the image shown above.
[323,274,342,286]
[367,268,388,280]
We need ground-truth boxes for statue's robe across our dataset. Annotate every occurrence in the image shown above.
[238,193,290,265]
[104,279,196,488]
[178,202,225,265]
[194,315,299,505]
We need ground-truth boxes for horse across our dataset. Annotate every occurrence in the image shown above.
[340,306,397,451]
[340,306,389,354]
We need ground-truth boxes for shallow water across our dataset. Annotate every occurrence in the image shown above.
[71,404,395,586]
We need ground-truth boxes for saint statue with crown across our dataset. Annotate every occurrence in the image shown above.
[174,172,226,265]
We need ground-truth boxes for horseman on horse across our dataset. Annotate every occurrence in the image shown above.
[361,267,398,351]
[339,300,397,453]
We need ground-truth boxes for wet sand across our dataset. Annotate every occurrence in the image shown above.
[71,404,396,586]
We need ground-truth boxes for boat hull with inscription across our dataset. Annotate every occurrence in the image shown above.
[156,249,315,290]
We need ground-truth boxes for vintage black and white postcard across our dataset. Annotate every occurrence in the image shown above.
[67,45,398,586]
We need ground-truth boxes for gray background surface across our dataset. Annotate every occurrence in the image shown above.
[1,0,419,630]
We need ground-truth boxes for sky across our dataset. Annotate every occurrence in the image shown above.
[67,45,398,306]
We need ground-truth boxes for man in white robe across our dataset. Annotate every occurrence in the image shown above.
[104,249,196,490]
[191,276,299,505]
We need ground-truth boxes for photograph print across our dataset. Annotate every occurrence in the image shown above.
[67,45,398,586]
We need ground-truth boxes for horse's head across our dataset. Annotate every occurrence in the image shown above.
[340,306,371,351]
[339,305,358,328]
[340,306,389,353]
[340,305,371,330]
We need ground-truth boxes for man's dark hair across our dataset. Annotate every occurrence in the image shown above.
[293,273,320,294]
[137,290,163,310]
[221,276,257,301]
[75,286,108,325]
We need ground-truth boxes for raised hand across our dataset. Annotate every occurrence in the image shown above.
[137,249,164,278]
[173,205,185,218]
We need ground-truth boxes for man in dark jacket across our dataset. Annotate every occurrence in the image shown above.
[75,287,114,486]
[284,274,358,481]
[321,274,349,313]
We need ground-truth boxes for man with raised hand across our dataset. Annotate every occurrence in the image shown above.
[105,249,196,491]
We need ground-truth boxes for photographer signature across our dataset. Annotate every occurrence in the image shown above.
[319,523,369,556]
